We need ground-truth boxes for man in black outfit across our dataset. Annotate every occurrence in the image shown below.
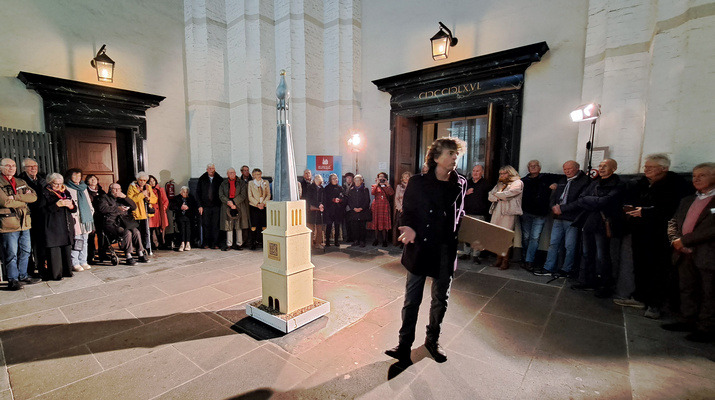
[18,158,46,277]
[571,159,625,298]
[385,137,468,363]
[196,163,223,249]
[459,164,490,263]
[95,183,148,265]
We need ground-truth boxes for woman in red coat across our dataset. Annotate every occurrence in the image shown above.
[148,175,170,250]
[371,172,394,247]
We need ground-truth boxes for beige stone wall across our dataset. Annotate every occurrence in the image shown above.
[184,0,361,177]
[578,0,715,173]
[0,0,190,184]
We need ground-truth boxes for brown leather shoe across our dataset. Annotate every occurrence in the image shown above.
[492,255,503,268]
[499,256,510,270]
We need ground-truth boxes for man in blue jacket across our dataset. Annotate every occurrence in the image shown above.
[385,137,467,363]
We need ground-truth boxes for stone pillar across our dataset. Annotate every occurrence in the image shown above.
[578,0,715,173]
[185,0,361,178]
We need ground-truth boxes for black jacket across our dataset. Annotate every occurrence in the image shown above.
[196,172,223,208]
[42,187,77,248]
[306,183,324,224]
[521,173,560,216]
[323,183,345,224]
[463,177,491,216]
[346,185,371,221]
[95,193,138,237]
[625,171,690,238]
[549,171,591,221]
[573,174,626,236]
[401,169,467,278]
[169,195,198,223]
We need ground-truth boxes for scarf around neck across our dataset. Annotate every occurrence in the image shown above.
[65,181,94,231]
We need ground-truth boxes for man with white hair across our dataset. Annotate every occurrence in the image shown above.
[300,169,312,200]
[615,154,689,319]
[0,158,40,290]
[197,163,223,248]
[666,162,715,342]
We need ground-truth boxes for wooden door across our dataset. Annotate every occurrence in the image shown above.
[391,115,418,185]
[65,127,119,190]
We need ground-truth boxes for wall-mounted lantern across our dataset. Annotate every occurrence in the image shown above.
[90,44,115,83]
[431,22,458,60]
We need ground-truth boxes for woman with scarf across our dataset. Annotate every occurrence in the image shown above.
[43,173,77,280]
[147,175,170,250]
[170,186,198,251]
[65,169,95,272]
[487,165,524,270]
[247,168,271,250]
[84,174,105,264]
[346,174,371,247]
[323,173,345,247]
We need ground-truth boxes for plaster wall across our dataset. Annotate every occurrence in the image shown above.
[578,0,715,174]
[0,0,190,184]
[184,0,361,178]
[360,0,589,177]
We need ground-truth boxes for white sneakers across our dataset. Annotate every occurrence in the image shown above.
[178,242,191,252]
[82,264,91,270]
[178,243,185,252]
[185,242,191,251]
[73,265,84,272]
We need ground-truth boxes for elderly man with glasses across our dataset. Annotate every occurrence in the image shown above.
[0,158,41,290]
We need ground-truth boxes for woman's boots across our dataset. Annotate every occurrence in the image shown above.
[493,255,510,270]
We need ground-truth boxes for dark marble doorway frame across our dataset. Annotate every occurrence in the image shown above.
[373,42,549,182]
[16,71,164,177]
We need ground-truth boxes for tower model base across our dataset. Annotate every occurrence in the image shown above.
[246,297,330,333]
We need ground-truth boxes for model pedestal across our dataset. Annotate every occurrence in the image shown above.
[246,200,329,333]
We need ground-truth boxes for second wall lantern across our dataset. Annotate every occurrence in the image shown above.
[431,22,458,60]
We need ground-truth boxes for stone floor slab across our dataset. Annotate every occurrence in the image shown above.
[451,271,508,297]
[481,286,555,327]
[34,346,203,400]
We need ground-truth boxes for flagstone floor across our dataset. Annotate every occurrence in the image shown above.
[1,245,714,399]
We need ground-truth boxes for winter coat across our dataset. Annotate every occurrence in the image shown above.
[400,169,467,278]
[346,185,371,221]
[127,181,158,221]
[148,186,170,229]
[488,179,523,229]
[197,172,224,208]
[463,177,491,216]
[219,178,249,230]
[95,193,138,238]
[169,195,198,224]
[0,175,37,233]
[66,185,95,235]
[323,183,345,224]
[549,171,591,221]
[306,183,324,225]
[573,174,626,236]
[521,173,560,216]
[668,195,715,270]
[42,186,77,248]
[248,179,271,208]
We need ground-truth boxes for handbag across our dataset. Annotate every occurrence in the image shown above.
[145,198,155,215]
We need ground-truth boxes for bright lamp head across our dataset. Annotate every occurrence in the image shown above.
[570,103,601,122]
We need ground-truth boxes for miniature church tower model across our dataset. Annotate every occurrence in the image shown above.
[245,71,329,332]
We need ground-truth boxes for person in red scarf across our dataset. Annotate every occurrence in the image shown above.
[147,175,170,250]
[1,158,40,290]
[219,167,248,250]
[42,173,77,280]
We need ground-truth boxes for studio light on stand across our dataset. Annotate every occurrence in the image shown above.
[431,22,458,60]
[570,103,601,175]
[90,44,115,83]
[347,130,363,174]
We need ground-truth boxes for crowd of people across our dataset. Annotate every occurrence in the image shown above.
[458,155,714,343]
[2,154,713,343]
